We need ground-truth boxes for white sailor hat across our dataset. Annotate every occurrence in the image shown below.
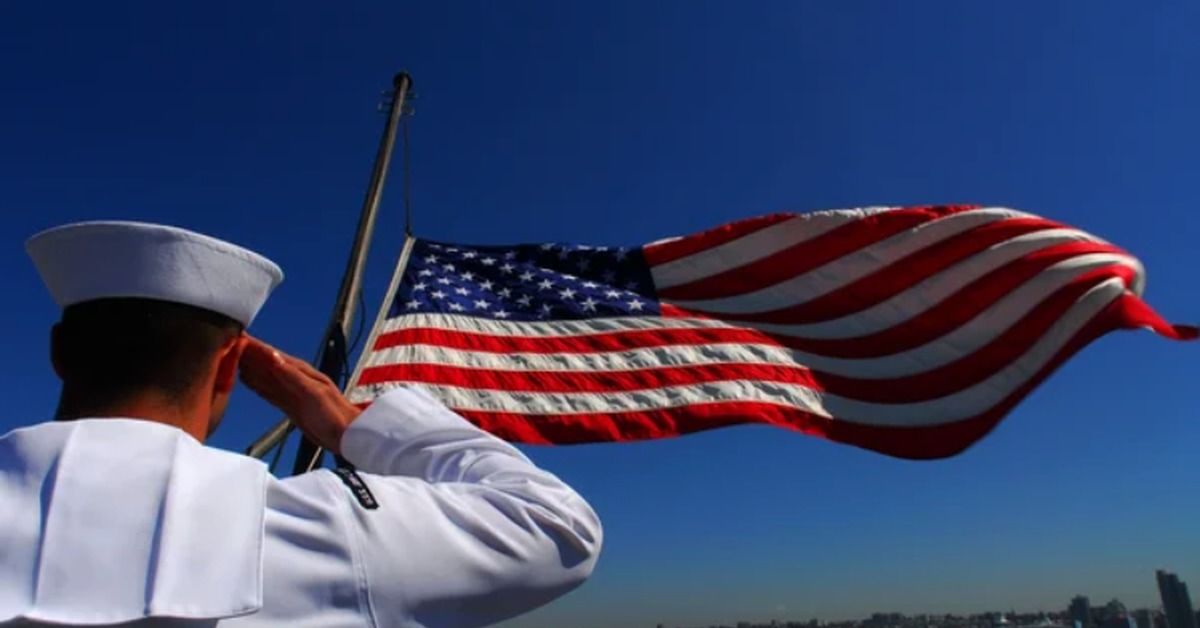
[26,221,283,327]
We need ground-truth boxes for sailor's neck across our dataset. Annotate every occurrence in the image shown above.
[54,392,207,441]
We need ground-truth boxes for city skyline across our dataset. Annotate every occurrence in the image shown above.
[663,569,1197,628]
[587,568,1200,628]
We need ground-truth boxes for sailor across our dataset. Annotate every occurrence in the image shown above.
[0,221,602,628]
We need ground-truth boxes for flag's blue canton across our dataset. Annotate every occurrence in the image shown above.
[389,239,661,321]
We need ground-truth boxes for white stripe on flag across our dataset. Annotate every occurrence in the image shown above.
[742,229,1116,339]
[650,207,894,290]
[375,312,739,338]
[362,341,801,373]
[747,252,1139,347]
[663,207,1044,313]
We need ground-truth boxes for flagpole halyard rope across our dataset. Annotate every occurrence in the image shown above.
[343,234,418,397]
[403,111,413,237]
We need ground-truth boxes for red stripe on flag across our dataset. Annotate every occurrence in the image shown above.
[654,205,984,301]
[372,324,773,355]
[1112,293,1199,340]
[674,218,1077,323]
[686,241,1130,357]
[813,264,1135,402]
[359,361,819,394]
[641,212,797,267]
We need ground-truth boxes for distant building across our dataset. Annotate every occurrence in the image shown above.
[1071,596,1094,628]
[1157,570,1198,628]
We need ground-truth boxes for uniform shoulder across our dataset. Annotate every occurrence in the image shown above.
[0,418,271,625]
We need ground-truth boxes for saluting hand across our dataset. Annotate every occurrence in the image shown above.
[238,336,362,456]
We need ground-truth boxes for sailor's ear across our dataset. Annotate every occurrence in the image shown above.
[213,331,249,395]
[50,322,65,380]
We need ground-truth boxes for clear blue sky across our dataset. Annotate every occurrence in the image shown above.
[1,2,1196,627]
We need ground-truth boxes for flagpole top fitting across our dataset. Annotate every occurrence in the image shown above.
[393,72,413,90]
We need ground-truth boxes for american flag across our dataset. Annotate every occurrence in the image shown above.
[345,205,1194,459]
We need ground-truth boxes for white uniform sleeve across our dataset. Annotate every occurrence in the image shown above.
[316,386,602,628]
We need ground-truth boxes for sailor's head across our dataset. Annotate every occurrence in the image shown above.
[25,221,283,440]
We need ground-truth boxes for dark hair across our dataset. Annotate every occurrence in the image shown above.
[53,297,242,411]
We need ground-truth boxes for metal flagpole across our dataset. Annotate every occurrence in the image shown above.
[295,108,422,474]
[244,71,413,473]
[298,233,418,473]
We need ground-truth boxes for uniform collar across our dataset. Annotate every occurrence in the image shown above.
[0,418,269,624]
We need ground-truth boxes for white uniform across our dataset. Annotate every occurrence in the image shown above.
[0,385,603,628]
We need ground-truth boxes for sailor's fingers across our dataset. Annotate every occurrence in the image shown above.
[280,352,338,388]
[244,336,337,388]
[239,336,359,454]
[239,338,306,404]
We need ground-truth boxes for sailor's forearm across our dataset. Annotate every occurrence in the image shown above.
[341,386,539,482]
[331,386,603,626]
